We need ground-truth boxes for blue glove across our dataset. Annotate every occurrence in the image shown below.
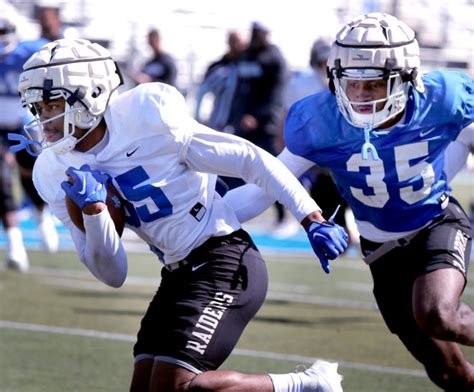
[61,164,109,210]
[307,207,349,273]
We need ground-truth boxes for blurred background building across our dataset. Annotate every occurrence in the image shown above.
[3,0,473,107]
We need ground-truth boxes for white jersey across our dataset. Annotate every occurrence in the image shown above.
[33,83,318,269]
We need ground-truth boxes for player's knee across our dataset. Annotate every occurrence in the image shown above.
[415,302,457,340]
[426,363,474,392]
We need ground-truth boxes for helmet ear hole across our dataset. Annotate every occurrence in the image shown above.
[91,87,102,98]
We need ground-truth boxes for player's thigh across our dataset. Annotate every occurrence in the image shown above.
[133,231,268,372]
[130,358,197,392]
[412,267,466,323]
[411,202,472,329]
[150,360,197,392]
[421,198,472,277]
[368,247,417,333]
[130,358,154,392]
[367,199,471,331]
[369,255,465,370]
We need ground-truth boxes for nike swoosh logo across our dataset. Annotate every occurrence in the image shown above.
[78,176,87,195]
[126,147,139,157]
[192,262,209,272]
[419,127,436,137]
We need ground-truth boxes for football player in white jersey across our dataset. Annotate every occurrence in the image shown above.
[225,12,474,391]
[13,38,348,392]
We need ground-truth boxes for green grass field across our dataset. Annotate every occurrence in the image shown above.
[1,247,472,392]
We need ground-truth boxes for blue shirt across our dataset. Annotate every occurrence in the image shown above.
[285,71,473,233]
[0,38,49,131]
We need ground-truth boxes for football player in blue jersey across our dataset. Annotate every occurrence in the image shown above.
[12,38,347,391]
[225,12,474,391]
[0,12,58,272]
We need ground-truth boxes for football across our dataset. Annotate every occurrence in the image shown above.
[65,180,126,236]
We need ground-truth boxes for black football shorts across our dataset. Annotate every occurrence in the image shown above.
[361,198,472,365]
[133,229,268,373]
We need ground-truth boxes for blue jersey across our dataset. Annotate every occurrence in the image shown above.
[285,71,473,234]
[0,38,48,130]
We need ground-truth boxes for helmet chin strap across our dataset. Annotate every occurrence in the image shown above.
[361,125,380,161]
[50,134,78,155]
[360,111,404,161]
[51,116,102,155]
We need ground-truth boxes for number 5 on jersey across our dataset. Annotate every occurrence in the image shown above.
[114,166,173,227]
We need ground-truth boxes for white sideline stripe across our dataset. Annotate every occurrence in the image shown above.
[266,291,376,310]
[0,320,134,342]
[30,266,377,309]
[0,320,426,378]
[337,281,372,293]
[34,275,376,310]
[29,266,472,309]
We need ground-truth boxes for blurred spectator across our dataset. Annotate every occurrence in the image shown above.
[279,38,360,249]
[36,5,63,41]
[229,21,287,154]
[194,30,247,130]
[277,37,331,150]
[204,30,247,79]
[0,11,58,272]
[225,21,291,235]
[128,28,177,86]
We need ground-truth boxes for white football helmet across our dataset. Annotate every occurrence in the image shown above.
[18,38,122,154]
[0,15,17,55]
[327,12,424,129]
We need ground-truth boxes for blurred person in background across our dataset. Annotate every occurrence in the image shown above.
[0,9,58,272]
[194,30,247,131]
[226,21,291,235]
[36,4,63,41]
[203,30,247,80]
[278,37,332,142]
[128,28,177,87]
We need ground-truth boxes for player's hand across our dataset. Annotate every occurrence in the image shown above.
[61,164,109,210]
[306,217,349,274]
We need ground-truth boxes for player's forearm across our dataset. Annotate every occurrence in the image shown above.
[224,156,318,223]
[224,147,317,223]
[77,209,128,287]
[239,148,320,222]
